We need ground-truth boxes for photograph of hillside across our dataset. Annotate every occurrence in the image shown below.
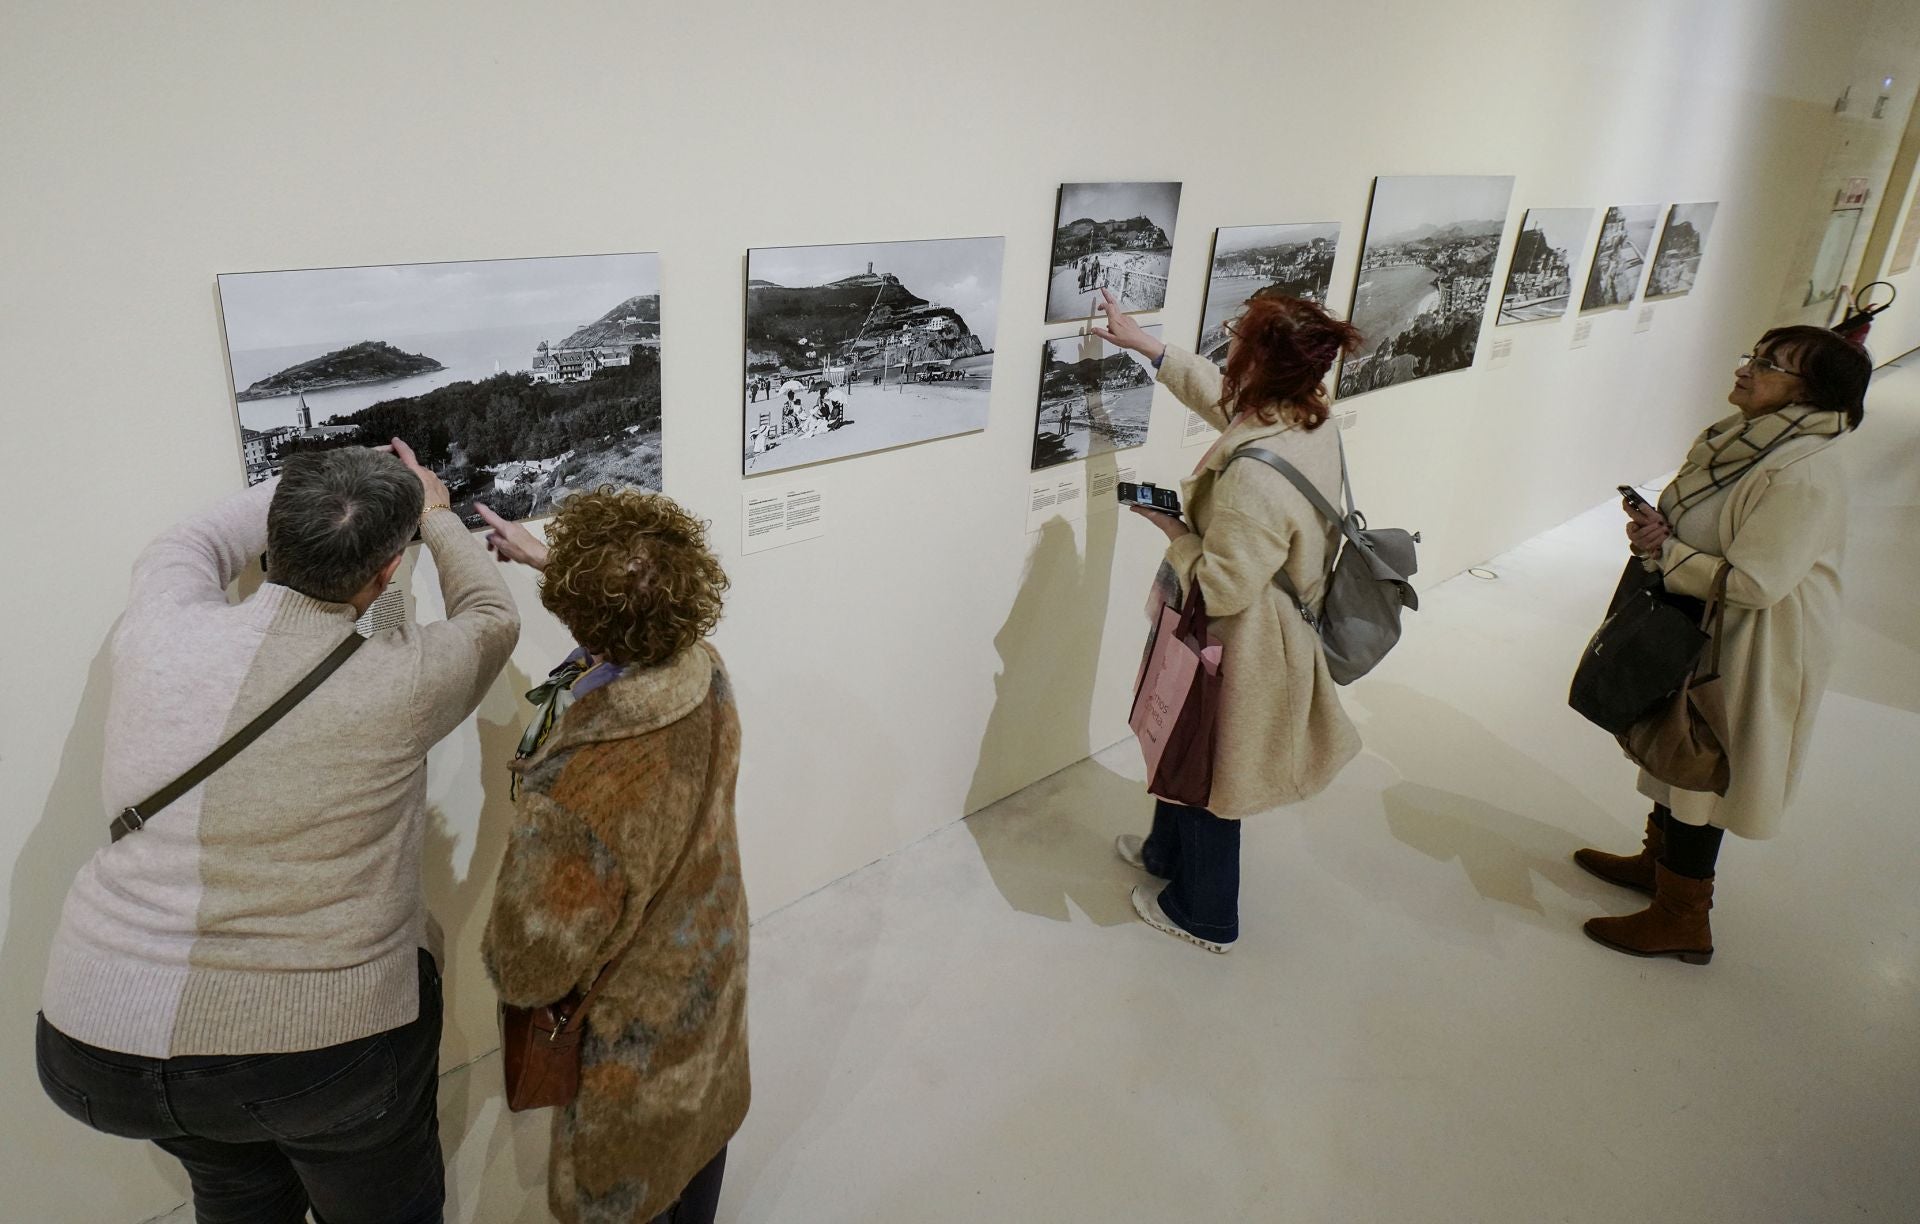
[1497,207,1594,325]
[1338,175,1514,399]
[1031,326,1162,471]
[1046,182,1182,322]
[1197,222,1341,367]
[1645,202,1719,299]
[1580,204,1662,311]
[743,236,1005,475]
[217,251,663,526]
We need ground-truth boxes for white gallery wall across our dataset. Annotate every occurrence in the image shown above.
[0,1,1908,1218]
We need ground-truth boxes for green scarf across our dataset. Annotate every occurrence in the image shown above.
[1659,404,1845,527]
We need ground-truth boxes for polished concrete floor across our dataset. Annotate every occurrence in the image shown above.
[717,358,1920,1223]
[151,357,1920,1224]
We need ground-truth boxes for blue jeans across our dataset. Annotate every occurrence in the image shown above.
[35,949,444,1224]
[1141,799,1241,942]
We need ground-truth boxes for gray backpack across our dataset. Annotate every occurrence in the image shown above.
[1229,438,1420,685]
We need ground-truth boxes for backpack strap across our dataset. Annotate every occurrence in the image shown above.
[108,633,366,842]
[1227,441,1354,620]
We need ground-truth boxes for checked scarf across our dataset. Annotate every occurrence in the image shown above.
[1658,403,1845,529]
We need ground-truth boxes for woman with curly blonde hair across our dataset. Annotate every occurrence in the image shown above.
[475,489,748,1224]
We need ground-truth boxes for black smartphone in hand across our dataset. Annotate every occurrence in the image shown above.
[1117,481,1182,515]
[1618,484,1651,514]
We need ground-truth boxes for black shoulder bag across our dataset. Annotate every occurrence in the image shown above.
[1568,559,1710,736]
[108,634,366,842]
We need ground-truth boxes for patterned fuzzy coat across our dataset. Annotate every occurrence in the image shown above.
[483,642,749,1223]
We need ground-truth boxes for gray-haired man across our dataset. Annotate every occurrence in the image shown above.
[35,440,519,1224]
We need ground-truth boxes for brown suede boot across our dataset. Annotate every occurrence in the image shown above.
[1573,809,1666,895]
[1583,863,1714,964]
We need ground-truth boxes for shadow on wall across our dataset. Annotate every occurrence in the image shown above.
[1828,394,1920,713]
[0,630,192,1218]
[422,653,535,1072]
[964,450,1155,925]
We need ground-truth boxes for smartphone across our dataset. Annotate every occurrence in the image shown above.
[1617,484,1651,513]
[1117,481,1182,515]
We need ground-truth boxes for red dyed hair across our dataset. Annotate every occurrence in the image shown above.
[1221,292,1363,429]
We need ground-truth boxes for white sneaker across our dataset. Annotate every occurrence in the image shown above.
[1131,884,1234,954]
[1114,834,1147,871]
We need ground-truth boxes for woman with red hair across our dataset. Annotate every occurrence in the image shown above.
[1094,287,1365,953]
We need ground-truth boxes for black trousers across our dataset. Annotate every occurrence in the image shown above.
[651,1145,728,1224]
[1140,799,1241,942]
[36,950,445,1224]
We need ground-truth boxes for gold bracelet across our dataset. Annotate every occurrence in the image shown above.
[420,503,451,523]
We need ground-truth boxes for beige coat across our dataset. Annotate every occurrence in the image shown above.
[1655,433,1850,839]
[1155,346,1361,817]
[484,643,749,1222]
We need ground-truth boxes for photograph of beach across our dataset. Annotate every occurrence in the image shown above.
[1197,222,1341,367]
[218,252,663,526]
[1337,175,1515,399]
[743,236,1004,475]
[1031,326,1162,471]
[1045,182,1182,323]
[1496,208,1594,325]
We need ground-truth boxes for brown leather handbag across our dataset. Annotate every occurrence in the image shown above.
[500,937,637,1112]
[1617,564,1732,796]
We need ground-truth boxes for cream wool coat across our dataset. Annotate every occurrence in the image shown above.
[1655,430,1850,839]
[1154,346,1361,817]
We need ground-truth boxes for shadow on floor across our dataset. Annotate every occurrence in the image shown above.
[1302,681,1632,937]
[964,758,1149,927]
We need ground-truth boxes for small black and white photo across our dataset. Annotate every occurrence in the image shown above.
[1338,174,1514,399]
[1580,204,1663,311]
[743,236,1004,475]
[218,252,663,527]
[1030,326,1162,471]
[1197,222,1341,367]
[1496,207,1594,324]
[1645,202,1719,299]
[1045,181,1182,323]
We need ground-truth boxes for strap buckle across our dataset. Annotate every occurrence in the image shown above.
[111,807,145,842]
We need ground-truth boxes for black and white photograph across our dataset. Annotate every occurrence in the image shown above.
[219,252,663,527]
[1580,204,1663,311]
[1337,174,1515,399]
[743,236,1004,475]
[1496,207,1594,324]
[1645,202,1719,299]
[1030,326,1162,471]
[1045,181,1182,323]
[1197,222,1341,367]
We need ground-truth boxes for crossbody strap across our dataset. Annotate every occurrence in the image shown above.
[109,633,366,842]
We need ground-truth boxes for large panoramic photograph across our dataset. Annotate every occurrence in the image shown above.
[1337,175,1514,399]
[218,252,663,527]
[743,236,1004,475]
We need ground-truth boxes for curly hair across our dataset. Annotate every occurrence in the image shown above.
[539,487,729,668]
[1221,292,1364,430]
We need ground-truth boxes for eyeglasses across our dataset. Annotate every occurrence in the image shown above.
[1736,353,1803,378]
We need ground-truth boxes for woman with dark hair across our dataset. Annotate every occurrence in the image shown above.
[474,490,748,1224]
[1092,287,1366,953]
[1577,325,1872,963]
